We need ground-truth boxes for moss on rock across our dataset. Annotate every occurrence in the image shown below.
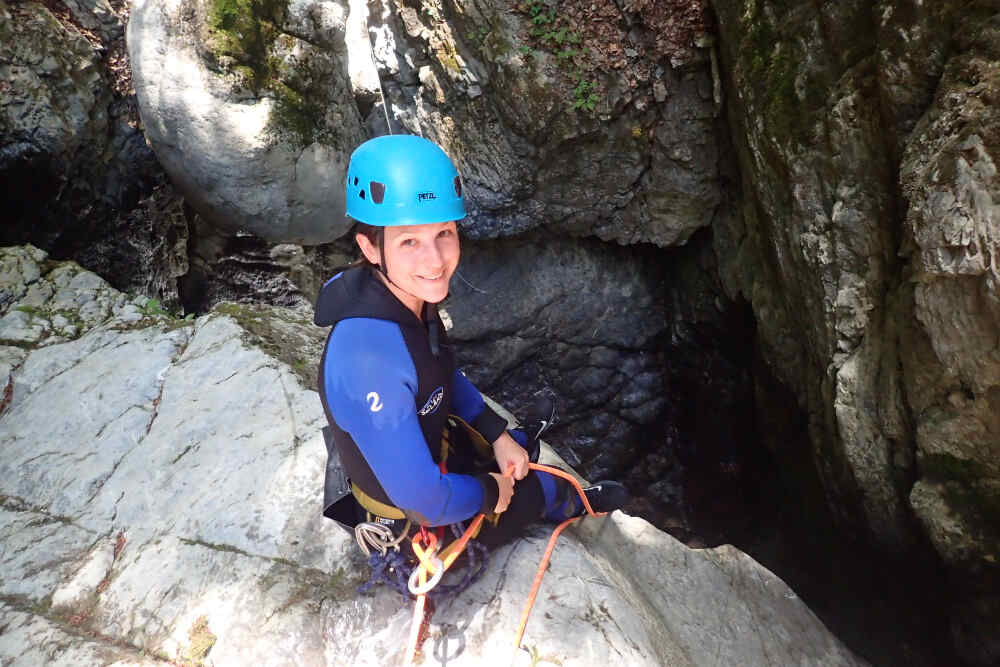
[207,0,287,91]
[212,302,324,390]
[922,453,1000,545]
[205,0,334,148]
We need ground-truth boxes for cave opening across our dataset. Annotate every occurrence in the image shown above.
[632,231,961,666]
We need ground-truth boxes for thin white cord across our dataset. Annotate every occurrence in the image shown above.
[455,269,489,294]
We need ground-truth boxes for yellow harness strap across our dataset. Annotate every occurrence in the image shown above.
[351,481,407,520]
[351,414,499,526]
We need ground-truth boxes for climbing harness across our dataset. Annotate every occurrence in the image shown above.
[400,462,607,665]
[356,519,490,601]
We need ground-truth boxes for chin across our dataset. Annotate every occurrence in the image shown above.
[422,288,450,304]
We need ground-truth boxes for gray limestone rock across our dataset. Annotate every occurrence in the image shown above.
[363,0,720,246]
[126,0,366,244]
[444,236,668,479]
[0,245,134,350]
[711,1,1000,662]
[0,600,168,666]
[0,0,157,249]
[0,2,106,169]
[0,248,865,665]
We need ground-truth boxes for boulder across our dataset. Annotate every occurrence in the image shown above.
[126,0,366,244]
[0,246,865,665]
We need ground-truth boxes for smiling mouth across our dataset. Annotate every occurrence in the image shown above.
[419,271,445,281]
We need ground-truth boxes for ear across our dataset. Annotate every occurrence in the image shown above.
[355,232,380,266]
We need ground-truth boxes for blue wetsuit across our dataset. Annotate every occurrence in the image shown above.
[315,266,567,540]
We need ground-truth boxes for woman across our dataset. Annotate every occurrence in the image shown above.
[315,135,626,554]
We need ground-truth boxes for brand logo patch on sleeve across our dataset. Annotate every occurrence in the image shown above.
[418,386,445,416]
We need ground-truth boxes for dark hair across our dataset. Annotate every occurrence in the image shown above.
[330,221,380,274]
[354,222,379,254]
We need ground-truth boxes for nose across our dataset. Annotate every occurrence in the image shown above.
[422,240,445,268]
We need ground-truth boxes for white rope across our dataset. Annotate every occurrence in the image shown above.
[455,269,489,294]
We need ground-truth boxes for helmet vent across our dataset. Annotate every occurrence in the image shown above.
[454,176,462,197]
[353,176,359,186]
[359,189,366,200]
[370,181,386,204]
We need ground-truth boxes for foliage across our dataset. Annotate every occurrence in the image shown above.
[517,0,599,113]
[207,0,287,92]
[466,25,490,45]
[571,78,598,111]
[140,298,170,318]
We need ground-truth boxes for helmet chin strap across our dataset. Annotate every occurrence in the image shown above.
[377,227,392,284]
[376,226,406,293]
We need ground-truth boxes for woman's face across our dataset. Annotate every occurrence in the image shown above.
[358,221,461,314]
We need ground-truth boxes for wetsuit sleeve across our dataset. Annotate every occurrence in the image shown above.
[451,369,508,443]
[325,319,497,525]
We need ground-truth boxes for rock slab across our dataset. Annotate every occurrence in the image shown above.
[0,246,864,666]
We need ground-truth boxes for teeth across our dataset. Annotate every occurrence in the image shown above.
[422,272,444,280]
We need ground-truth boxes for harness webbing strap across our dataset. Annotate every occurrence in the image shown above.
[351,481,407,520]
[350,415,491,523]
[447,414,494,458]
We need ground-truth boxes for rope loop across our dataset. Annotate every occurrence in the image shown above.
[408,555,445,595]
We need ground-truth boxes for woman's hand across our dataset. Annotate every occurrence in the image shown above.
[489,472,514,513]
[492,431,529,480]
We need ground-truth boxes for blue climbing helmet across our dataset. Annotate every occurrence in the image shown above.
[345,135,467,226]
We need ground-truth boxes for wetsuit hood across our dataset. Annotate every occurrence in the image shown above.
[313,266,423,328]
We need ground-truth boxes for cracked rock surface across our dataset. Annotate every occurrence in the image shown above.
[712,3,1000,662]
[0,245,864,665]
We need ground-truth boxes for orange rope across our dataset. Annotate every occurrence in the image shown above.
[402,471,508,666]
[513,463,606,652]
[401,462,606,665]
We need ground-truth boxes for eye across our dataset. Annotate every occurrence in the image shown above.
[400,238,417,247]
[438,228,455,238]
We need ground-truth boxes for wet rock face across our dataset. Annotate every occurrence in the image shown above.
[444,235,669,479]
[712,1,1000,662]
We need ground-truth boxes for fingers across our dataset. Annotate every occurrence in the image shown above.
[489,472,514,513]
[504,454,528,480]
[493,432,531,481]
[513,451,529,480]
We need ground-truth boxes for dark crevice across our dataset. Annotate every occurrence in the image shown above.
[613,227,962,666]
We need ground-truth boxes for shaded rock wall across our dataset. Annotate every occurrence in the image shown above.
[711,1,1000,662]
[445,234,669,479]
[364,0,719,246]
[0,0,160,251]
